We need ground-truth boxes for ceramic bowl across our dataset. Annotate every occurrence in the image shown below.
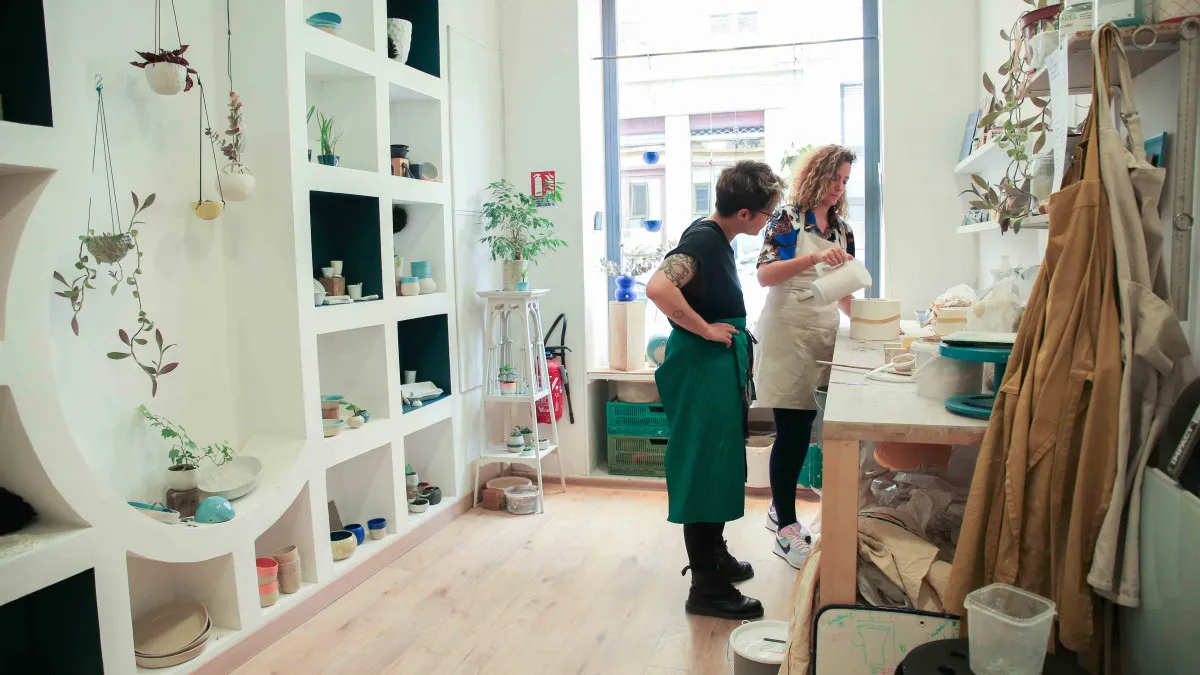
[199,456,264,501]
[194,496,235,524]
[344,523,365,545]
[307,12,342,24]
[128,501,181,524]
[273,545,300,564]
[323,418,345,438]
[367,517,387,537]
[255,557,278,584]
[330,530,357,561]
[314,290,326,306]
[419,486,442,506]
[409,498,429,514]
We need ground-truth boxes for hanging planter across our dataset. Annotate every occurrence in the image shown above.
[130,2,196,95]
[642,151,660,165]
[205,2,254,201]
[192,78,226,220]
[52,82,178,397]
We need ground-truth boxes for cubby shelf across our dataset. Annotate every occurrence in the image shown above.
[0,523,94,607]
[384,62,445,102]
[323,418,399,470]
[136,627,238,675]
[303,26,377,78]
[311,293,453,335]
[400,393,454,422]
[329,531,396,580]
[307,163,381,198]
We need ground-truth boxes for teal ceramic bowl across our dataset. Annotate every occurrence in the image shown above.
[306,12,342,25]
[194,496,235,524]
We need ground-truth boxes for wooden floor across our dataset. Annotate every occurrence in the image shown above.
[233,486,818,675]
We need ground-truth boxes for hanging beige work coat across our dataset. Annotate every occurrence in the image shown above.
[754,227,845,410]
[946,52,1122,653]
[1084,25,1197,607]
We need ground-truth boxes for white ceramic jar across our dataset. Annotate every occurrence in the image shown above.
[399,277,421,296]
[418,277,437,294]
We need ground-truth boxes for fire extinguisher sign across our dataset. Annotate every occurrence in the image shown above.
[531,170,556,207]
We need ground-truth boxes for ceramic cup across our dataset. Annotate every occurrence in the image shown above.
[367,517,387,539]
[403,370,417,384]
[410,260,432,279]
[256,557,279,584]
[348,283,363,300]
[273,545,300,564]
[330,260,344,276]
[344,523,365,545]
[278,558,301,575]
[321,267,334,278]
[278,571,301,594]
[330,529,357,561]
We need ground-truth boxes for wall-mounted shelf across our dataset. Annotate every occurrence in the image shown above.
[956,213,1049,234]
[1027,23,1188,96]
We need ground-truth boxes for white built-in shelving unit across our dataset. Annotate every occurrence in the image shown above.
[0,1,468,672]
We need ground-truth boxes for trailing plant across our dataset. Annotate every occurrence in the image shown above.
[130,46,198,93]
[498,364,519,383]
[139,405,235,470]
[205,91,247,170]
[960,0,1053,233]
[479,179,567,262]
[598,241,676,278]
[53,192,178,396]
[316,111,342,156]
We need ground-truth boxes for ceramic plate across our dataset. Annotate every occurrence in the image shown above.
[400,381,443,402]
[132,600,209,658]
[135,634,208,669]
[198,456,264,501]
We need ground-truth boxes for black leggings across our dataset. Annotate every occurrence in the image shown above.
[770,407,817,529]
[682,522,725,570]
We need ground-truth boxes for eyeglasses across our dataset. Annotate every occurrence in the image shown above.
[755,210,775,219]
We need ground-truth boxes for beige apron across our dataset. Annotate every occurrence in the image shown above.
[753,227,844,410]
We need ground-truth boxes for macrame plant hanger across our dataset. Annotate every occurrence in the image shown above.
[209,0,255,201]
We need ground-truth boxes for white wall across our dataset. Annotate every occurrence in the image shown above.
[45,0,238,502]
[880,0,980,314]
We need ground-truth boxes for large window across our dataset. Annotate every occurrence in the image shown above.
[602,0,880,336]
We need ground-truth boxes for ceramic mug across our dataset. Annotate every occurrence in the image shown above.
[330,260,344,276]
[403,370,417,384]
[321,267,334,278]
[348,283,363,300]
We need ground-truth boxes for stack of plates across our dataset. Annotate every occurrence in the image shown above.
[133,600,211,669]
[306,12,342,34]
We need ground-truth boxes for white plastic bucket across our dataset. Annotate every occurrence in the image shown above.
[729,620,789,675]
[745,436,774,488]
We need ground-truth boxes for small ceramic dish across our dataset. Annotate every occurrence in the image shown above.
[128,501,181,524]
[323,418,346,438]
[330,529,357,561]
[344,523,365,545]
[409,498,429,513]
[255,557,279,584]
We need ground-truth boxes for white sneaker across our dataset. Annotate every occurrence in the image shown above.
[774,523,813,569]
[765,502,778,532]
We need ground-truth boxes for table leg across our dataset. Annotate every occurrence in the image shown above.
[820,438,859,606]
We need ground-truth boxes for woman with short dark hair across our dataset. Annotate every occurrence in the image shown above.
[646,160,785,619]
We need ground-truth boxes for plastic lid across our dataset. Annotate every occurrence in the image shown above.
[728,619,789,664]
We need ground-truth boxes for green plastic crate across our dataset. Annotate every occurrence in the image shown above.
[607,436,668,477]
[606,400,668,437]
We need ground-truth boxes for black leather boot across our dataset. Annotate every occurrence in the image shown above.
[714,538,754,583]
[682,566,764,620]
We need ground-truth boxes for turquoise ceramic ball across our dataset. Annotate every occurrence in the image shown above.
[647,334,668,366]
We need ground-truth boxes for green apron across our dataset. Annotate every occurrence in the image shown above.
[655,317,751,524]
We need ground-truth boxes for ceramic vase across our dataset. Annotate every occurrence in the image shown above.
[614,275,637,302]
[165,465,199,491]
[317,154,339,166]
[506,434,525,452]
[642,151,660,165]
[144,62,187,95]
[502,260,528,291]
[387,19,413,64]
[218,165,256,201]
[500,381,518,395]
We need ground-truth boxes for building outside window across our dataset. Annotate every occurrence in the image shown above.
[605,0,879,338]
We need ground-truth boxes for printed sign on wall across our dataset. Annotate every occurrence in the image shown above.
[531,170,556,207]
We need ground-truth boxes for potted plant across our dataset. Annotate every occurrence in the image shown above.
[516,425,534,447]
[506,429,525,453]
[779,143,814,181]
[498,364,519,395]
[131,45,197,95]
[54,192,179,396]
[315,111,342,166]
[140,405,235,491]
[306,105,316,161]
[599,242,674,302]
[479,178,567,291]
[205,91,254,201]
[340,401,370,428]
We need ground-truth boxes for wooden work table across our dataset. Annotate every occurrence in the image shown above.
[818,332,989,606]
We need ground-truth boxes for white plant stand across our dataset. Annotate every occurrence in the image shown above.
[474,290,566,512]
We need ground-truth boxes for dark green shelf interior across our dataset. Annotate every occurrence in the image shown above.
[387,0,440,78]
[397,314,451,399]
[0,1,52,127]
[0,569,102,674]
[310,191,384,299]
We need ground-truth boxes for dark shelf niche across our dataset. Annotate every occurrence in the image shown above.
[309,191,384,300]
[0,570,102,674]
[386,0,440,78]
[0,1,53,127]
[397,314,451,407]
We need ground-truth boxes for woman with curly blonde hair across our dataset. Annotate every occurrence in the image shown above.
[753,144,857,568]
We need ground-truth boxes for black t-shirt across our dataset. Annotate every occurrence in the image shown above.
[666,219,746,329]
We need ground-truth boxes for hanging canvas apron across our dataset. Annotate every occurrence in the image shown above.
[754,227,845,410]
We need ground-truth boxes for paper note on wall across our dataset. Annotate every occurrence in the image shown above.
[1048,41,1069,191]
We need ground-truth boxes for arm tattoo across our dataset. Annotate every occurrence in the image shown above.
[672,310,684,318]
[659,254,696,288]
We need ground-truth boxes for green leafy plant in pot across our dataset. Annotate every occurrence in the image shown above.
[314,109,342,167]
[498,364,520,395]
[140,405,235,492]
[479,179,567,290]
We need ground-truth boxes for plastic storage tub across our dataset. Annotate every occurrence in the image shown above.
[963,583,1055,675]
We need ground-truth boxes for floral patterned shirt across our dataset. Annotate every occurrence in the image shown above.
[757,204,855,266]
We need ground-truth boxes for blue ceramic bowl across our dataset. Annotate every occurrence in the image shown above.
[367,517,387,530]
[344,523,365,545]
[643,219,662,232]
[306,12,342,24]
[194,496,235,524]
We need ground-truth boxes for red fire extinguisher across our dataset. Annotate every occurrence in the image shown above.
[537,359,564,424]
